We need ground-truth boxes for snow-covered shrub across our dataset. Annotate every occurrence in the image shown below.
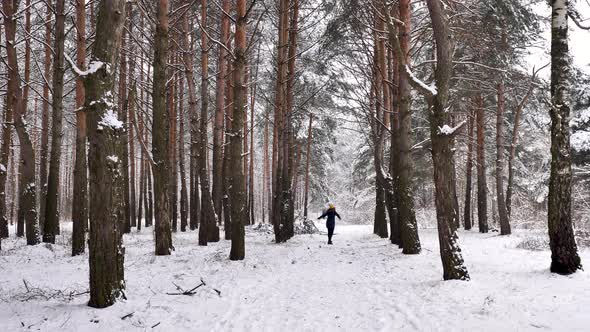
[250,223,274,235]
[516,234,549,251]
[295,219,321,235]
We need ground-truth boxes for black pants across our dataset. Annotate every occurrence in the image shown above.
[327,226,334,243]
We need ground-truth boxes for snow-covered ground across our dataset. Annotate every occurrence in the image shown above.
[1,222,589,331]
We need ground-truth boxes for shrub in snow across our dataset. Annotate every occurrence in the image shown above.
[251,223,274,234]
[516,235,549,251]
[295,219,321,235]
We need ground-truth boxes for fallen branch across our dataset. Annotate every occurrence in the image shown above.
[121,312,134,320]
[166,278,206,296]
[11,279,89,302]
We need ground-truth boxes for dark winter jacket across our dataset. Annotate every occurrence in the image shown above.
[318,208,341,228]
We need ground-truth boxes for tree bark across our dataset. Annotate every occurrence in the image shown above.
[371,14,388,239]
[0,20,11,240]
[16,0,32,238]
[463,110,475,230]
[3,0,40,246]
[385,0,468,280]
[152,0,173,255]
[229,0,248,260]
[72,0,88,255]
[264,110,271,224]
[179,78,189,232]
[168,53,177,233]
[281,0,300,236]
[184,13,199,232]
[127,5,137,229]
[476,93,488,233]
[43,0,67,243]
[303,114,313,219]
[496,81,511,235]
[397,0,420,254]
[425,0,469,279]
[119,17,132,234]
[547,0,582,274]
[38,4,52,234]
[137,93,144,232]
[212,0,231,221]
[198,0,220,245]
[84,0,127,308]
[128,79,137,230]
[249,50,259,225]
[271,0,292,243]
[222,60,233,238]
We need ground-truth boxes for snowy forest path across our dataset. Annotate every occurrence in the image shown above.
[211,224,423,330]
[1,223,590,331]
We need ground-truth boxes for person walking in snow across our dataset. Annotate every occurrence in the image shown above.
[318,203,341,245]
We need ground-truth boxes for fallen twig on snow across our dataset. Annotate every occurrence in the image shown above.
[166,278,206,296]
[121,312,134,320]
[10,279,89,302]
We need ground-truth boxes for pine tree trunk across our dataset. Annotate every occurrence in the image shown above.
[397,0,420,254]
[303,114,313,219]
[137,9,146,231]
[0,22,11,240]
[8,145,16,228]
[229,0,248,260]
[177,28,189,233]
[168,56,177,233]
[127,5,137,229]
[249,53,258,225]
[119,23,132,234]
[212,0,230,221]
[272,0,290,243]
[185,14,200,232]
[72,0,88,255]
[3,0,40,246]
[43,0,66,243]
[547,0,582,274]
[38,5,52,234]
[127,79,137,230]
[426,0,469,280]
[374,144,389,239]
[137,97,145,231]
[243,69,250,227]
[386,0,468,279]
[144,165,151,230]
[198,0,220,245]
[388,41,401,246]
[84,0,128,308]
[476,93,488,233]
[370,19,389,240]
[152,0,173,255]
[496,81,511,235]
[264,112,271,224]
[463,110,475,230]
[16,0,32,239]
[222,61,233,238]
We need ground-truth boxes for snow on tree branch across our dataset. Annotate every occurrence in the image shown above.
[568,3,590,30]
[405,65,437,96]
[438,120,467,136]
[64,53,105,77]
